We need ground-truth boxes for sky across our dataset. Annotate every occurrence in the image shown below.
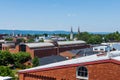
[0,0,120,32]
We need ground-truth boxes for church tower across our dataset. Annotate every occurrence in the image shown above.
[70,27,73,40]
[12,27,15,37]
[78,27,80,34]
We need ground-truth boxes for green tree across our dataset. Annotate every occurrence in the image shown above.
[27,38,34,43]
[39,38,44,42]
[16,38,25,44]
[75,32,91,41]
[105,31,120,42]
[0,51,14,66]
[5,38,13,41]
[87,35,103,44]
[0,66,14,77]
[13,52,31,68]
[13,52,31,63]
[32,57,39,67]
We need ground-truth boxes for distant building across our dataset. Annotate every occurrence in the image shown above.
[60,48,97,59]
[78,27,80,34]
[0,40,15,50]
[8,40,90,58]
[70,27,73,40]
[18,50,120,80]
[0,34,7,39]
[93,45,111,52]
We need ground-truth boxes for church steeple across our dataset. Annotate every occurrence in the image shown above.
[12,27,15,37]
[70,27,73,40]
[78,27,80,34]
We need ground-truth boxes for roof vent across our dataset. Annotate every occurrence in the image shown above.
[109,51,120,58]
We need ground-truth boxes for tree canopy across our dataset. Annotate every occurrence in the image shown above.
[0,66,14,77]
[32,57,39,67]
[0,51,31,69]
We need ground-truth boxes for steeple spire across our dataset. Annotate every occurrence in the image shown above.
[70,27,73,40]
[12,26,15,37]
[71,27,73,33]
[78,26,80,34]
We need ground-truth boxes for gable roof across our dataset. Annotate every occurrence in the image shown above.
[25,42,54,48]
[58,40,86,46]
[19,51,120,73]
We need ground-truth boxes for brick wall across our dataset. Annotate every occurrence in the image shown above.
[88,63,120,80]
[19,62,120,80]
[59,44,90,52]
[19,67,76,80]
[9,44,90,58]
[34,47,58,58]
[26,46,35,58]
[9,45,19,53]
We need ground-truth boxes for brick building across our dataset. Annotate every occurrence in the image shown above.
[18,51,120,80]
[8,40,90,58]
[0,40,15,51]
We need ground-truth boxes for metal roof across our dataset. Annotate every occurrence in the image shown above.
[58,40,86,46]
[25,40,86,48]
[39,55,67,66]
[25,42,54,48]
[19,50,120,73]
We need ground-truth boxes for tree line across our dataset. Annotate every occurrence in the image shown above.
[5,31,120,44]
[75,31,120,44]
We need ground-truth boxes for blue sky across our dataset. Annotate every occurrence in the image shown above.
[0,0,120,32]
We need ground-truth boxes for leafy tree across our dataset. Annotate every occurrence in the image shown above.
[0,66,14,77]
[32,57,39,67]
[105,31,120,42]
[13,52,31,63]
[75,32,91,41]
[5,38,13,41]
[43,33,48,37]
[87,35,103,44]
[12,52,31,68]
[27,38,34,43]
[0,51,14,66]
[16,38,25,45]
[39,38,44,42]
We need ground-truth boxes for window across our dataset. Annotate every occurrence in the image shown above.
[76,66,88,80]
[100,48,104,51]
[19,44,26,52]
[94,48,98,50]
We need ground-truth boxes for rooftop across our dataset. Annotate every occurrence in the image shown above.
[39,55,67,66]
[25,42,54,48]
[24,40,86,48]
[58,40,86,46]
[0,76,12,80]
[19,50,120,73]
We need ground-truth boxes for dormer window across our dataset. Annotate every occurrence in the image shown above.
[76,66,88,80]
[94,48,98,50]
[100,48,104,51]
